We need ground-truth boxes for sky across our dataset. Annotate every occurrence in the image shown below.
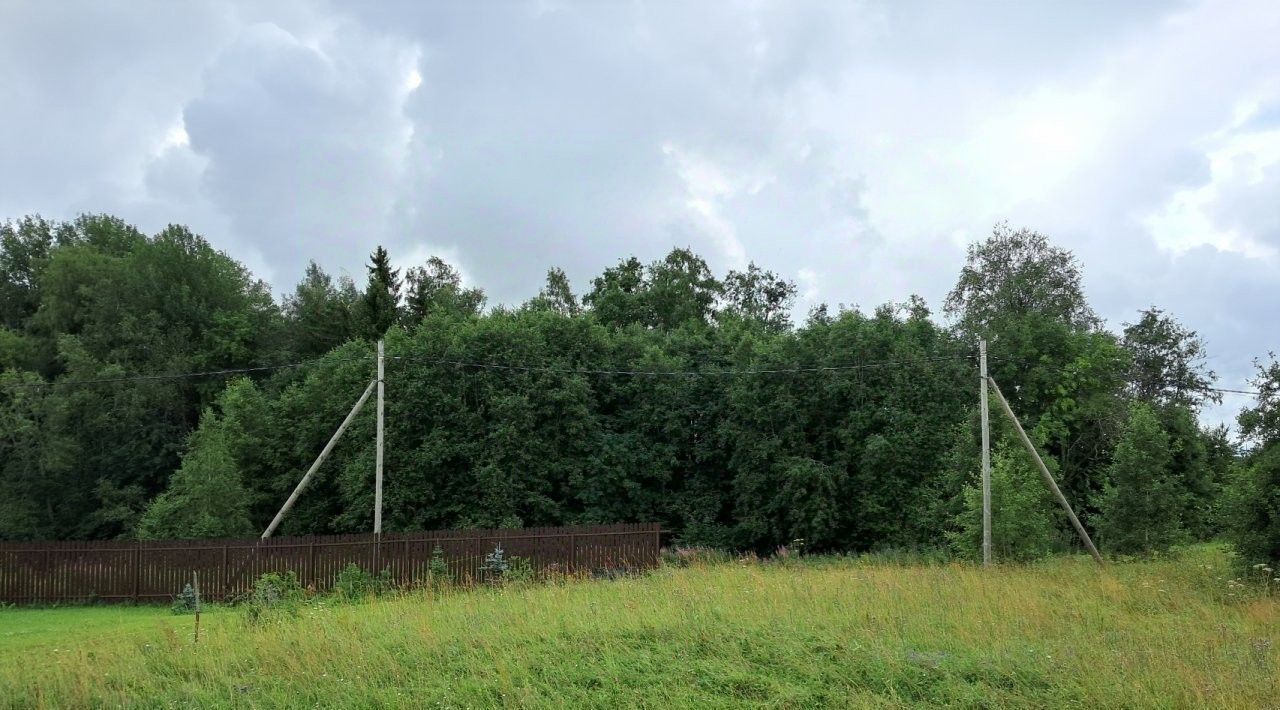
[1,0,1277,427]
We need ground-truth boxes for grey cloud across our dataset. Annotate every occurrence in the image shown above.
[0,0,234,217]
[181,20,417,283]
[1,0,1278,431]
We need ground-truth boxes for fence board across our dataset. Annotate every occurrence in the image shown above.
[0,523,660,603]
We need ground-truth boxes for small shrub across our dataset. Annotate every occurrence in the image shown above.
[253,570,302,605]
[480,543,509,583]
[505,555,536,585]
[334,563,373,599]
[170,583,200,615]
[244,571,302,624]
[333,563,393,599]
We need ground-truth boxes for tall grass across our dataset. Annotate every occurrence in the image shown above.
[1,545,1275,708]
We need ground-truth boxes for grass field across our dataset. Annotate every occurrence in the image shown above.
[1,546,1276,708]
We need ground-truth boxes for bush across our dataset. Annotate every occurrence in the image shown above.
[505,555,536,585]
[333,563,392,599]
[244,571,303,624]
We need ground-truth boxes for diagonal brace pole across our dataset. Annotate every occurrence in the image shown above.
[262,379,377,539]
[986,376,1104,565]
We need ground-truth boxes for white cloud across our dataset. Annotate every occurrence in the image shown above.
[1144,118,1280,260]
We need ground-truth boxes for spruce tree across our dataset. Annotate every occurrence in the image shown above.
[359,246,402,339]
[1094,402,1183,554]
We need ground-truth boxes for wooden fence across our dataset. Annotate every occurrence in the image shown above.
[0,523,660,604]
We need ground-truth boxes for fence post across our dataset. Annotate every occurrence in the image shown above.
[570,534,578,572]
[221,543,229,599]
[308,541,317,588]
[132,541,141,602]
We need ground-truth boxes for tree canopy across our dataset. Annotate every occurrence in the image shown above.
[0,213,1263,567]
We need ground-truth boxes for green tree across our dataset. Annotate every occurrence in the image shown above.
[951,437,1060,562]
[524,267,580,316]
[719,263,796,330]
[945,223,1098,338]
[404,256,485,322]
[1093,403,1183,554]
[584,248,722,329]
[583,256,647,327]
[136,417,254,539]
[1122,307,1218,410]
[284,261,359,357]
[0,216,59,331]
[645,248,722,329]
[358,246,402,339]
[946,223,1126,521]
[1227,356,1280,566]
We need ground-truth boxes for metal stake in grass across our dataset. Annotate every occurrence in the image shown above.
[192,570,201,645]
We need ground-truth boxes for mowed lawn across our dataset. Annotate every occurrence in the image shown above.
[0,547,1275,708]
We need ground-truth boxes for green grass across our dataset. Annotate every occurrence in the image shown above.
[0,603,228,654]
[1,546,1275,708]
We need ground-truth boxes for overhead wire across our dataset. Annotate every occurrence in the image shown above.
[0,346,1267,396]
[986,354,1265,397]
[385,352,977,377]
[0,356,374,390]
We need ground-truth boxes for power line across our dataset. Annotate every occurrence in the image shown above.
[1202,386,1266,397]
[4,346,1264,393]
[0,356,373,390]
[989,355,1264,397]
[0,352,979,392]
[387,352,977,377]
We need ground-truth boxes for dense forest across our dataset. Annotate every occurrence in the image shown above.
[1,214,1276,565]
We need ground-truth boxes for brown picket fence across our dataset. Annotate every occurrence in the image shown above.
[0,523,661,604]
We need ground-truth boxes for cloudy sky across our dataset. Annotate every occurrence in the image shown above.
[2,0,1277,423]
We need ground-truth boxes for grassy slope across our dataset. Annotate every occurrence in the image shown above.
[0,547,1275,708]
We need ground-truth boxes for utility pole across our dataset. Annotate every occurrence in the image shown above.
[986,376,1104,565]
[375,339,385,535]
[980,340,991,566]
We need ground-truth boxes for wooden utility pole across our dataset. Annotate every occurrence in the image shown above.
[262,379,377,538]
[986,376,1104,565]
[980,340,992,566]
[375,339,385,535]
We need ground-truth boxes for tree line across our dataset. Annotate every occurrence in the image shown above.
[0,215,1276,566]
